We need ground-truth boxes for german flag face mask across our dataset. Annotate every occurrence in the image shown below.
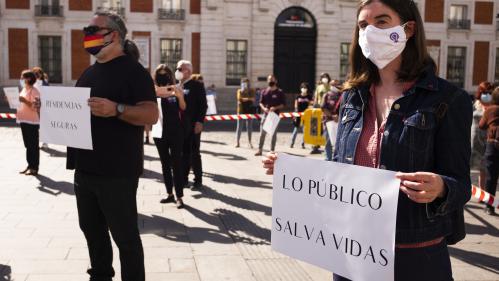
[83,26,114,56]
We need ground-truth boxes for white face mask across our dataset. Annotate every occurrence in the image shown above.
[175,70,184,81]
[481,93,492,104]
[19,79,25,88]
[321,78,329,84]
[358,24,408,69]
[301,88,308,94]
[241,82,248,89]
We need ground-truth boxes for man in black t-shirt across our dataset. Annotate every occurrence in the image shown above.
[68,13,157,281]
[175,60,207,189]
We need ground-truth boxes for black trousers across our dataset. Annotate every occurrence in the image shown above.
[183,130,202,185]
[20,123,39,170]
[74,171,145,281]
[153,136,184,198]
[333,240,453,281]
[484,142,499,196]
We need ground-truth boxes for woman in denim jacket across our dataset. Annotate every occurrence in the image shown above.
[264,0,472,280]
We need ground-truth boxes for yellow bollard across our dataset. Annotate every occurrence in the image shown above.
[302,108,326,146]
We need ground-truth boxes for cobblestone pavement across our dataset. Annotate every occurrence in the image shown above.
[0,124,497,281]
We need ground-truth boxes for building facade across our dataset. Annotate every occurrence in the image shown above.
[0,0,498,106]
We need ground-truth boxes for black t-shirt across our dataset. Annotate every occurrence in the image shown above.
[296,94,313,112]
[160,95,183,137]
[182,80,207,128]
[67,55,156,178]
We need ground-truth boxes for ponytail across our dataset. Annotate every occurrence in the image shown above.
[124,39,140,62]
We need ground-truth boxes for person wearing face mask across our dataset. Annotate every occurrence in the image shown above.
[263,1,472,280]
[175,60,208,190]
[17,70,41,176]
[310,73,332,154]
[470,82,493,200]
[254,75,286,156]
[52,12,158,281]
[152,64,187,208]
[290,82,313,149]
[479,87,499,215]
[321,80,343,161]
[236,77,256,148]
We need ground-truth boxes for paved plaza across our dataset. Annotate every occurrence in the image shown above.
[0,123,498,281]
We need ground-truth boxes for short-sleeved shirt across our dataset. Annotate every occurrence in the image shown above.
[237,88,256,114]
[321,90,342,122]
[17,87,40,125]
[260,88,286,114]
[296,94,313,112]
[159,94,183,138]
[67,55,156,178]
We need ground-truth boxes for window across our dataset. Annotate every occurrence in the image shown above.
[36,0,62,16]
[161,0,181,9]
[447,47,466,88]
[448,5,470,29]
[340,43,350,82]
[102,0,122,9]
[226,40,248,86]
[160,39,182,72]
[495,48,499,84]
[39,36,62,83]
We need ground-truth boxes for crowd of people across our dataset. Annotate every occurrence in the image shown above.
[5,0,499,280]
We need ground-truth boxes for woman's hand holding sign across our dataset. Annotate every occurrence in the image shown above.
[262,152,278,175]
[396,172,447,203]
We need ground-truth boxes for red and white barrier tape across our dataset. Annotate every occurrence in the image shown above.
[0,112,304,121]
[472,185,498,208]
[204,112,302,121]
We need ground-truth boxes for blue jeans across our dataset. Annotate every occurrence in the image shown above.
[333,240,453,281]
[324,128,333,161]
[290,125,303,146]
[236,119,253,144]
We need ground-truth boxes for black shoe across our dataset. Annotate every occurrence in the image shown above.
[19,167,29,174]
[176,199,185,209]
[25,169,38,176]
[191,182,203,190]
[485,205,496,215]
[160,195,175,204]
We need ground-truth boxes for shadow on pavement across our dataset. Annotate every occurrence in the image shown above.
[449,247,499,274]
[464,205,499,237]
[138,213,229,244]
[143,154,160,162]
[203,172,272,189]
[191,185,271,215]
[201,139,227,145]
[141,168,163,182]
[40,147,67,158]
[35,174,75,196]
[215,208,270,245]
[0,264,11,281]
[200,150,247,161]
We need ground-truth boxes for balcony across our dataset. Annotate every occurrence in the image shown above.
[96,6,125,18]
[158,8,185,21]
[448,19,471,30]
[35,5,64,17]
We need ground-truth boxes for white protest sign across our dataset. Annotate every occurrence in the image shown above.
[206,95,217,115]
[151,98,163,138]
[272,154,400,281]
[262,111,280,135]
[39,86,93,150]
[325,120,338,145]
[3,87,20,109]
[134,37,150,69]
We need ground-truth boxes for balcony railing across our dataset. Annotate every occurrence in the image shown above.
[96,6,125,17]
[448,19,471,30]
[35,5,64,17]
[158,8,185,20]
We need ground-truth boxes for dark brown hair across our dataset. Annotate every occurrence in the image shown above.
[21,70,37,86]
[153,64,174,86]
[344,0,436,90]
[476,81,493,101]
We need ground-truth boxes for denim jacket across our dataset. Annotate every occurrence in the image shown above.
[333,68,472,244]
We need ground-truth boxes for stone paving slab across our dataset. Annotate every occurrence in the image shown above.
[0,126,498,281]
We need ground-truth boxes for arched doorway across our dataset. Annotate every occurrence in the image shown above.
[274,7,317,94]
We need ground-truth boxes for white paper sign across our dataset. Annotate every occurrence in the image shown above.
[206,95,217,115]
[134,37,150,69]
[39,86,93,150]
[262,111,280,135]
[325,120,338,145]
[151,98,163,138]
[3,87,20,109]
[272,154,400,281]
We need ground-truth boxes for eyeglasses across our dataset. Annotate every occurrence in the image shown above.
[83,25,113,35]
